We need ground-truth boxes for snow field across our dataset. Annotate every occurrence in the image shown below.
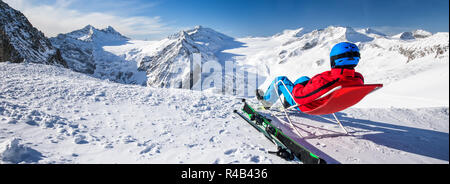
[1,62,448,164]
[0,25,448,164]
[0,63,287,164]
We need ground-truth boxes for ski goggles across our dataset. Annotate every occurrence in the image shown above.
[330,51,361,64]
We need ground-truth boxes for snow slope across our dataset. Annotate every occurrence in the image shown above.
[355,61,449,108]
[0,62,448,164]
[1,0,448,164]
[50,25,147,85]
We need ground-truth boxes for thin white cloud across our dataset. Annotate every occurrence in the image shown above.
[3,0,173,40]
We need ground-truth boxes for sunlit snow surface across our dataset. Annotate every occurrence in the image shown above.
[0,62,447,164]
[0,26,448,164]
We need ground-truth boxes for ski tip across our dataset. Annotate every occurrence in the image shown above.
[233,109,238,113]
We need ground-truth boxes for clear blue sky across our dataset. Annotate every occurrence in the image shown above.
[10,0,450,39]
[146,0,449,37]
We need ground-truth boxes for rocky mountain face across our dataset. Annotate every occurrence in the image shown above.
[138,26,242,89]
[138,31,205,89]
[385,30,448,63]
[396,29,433,40]
[0,1,66,67]
[50,25,147,85]
[50,25,130,75]
[50,25,243,89]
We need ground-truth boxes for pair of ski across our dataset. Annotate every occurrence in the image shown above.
[234,99,326,164]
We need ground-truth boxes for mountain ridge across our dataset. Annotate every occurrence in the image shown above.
[0,1,66,67]
[54,24,446,94]
[50,25,145,85]
[55,25,130,43]
[1,0,448,96]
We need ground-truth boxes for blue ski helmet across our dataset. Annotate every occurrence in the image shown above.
[330,42,360,68]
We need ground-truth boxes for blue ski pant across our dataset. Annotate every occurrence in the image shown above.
[263,76,310,108]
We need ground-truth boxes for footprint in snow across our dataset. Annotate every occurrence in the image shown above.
[140,143,161,155]
[209,136,221,144]
[224,149,237,155]
[185,143,199,148]
[122,135,137,144]
[212,158,224,164]
[316,142,327,148]
[250,155,261,163]
[74,135,88,144]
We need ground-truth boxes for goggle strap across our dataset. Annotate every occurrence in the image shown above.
[330,51,360,63]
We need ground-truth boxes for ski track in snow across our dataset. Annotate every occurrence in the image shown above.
[0,62,448,164]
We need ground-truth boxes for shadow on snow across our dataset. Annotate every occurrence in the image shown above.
[276,109,449,162]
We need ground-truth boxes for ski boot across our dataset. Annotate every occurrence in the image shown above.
[256,89,273,110]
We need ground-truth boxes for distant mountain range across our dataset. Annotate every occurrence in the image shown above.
[49,25,147,85]
[1,1,448,95]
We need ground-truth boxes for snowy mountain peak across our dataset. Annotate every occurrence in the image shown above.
[274,27,306,38]
[399,32,416,40]
[340,26,375,43]
[170,25,234,43]
[251,25,447,83]
[138,26,244,89]
[194,25,204,30]
[104,26,118,33]
[277,26,385,42]
[56,25,129,43]
[187,26,233,39]
[412,29,432,38]
[297,26,374,43]
[50,23,147,85]
[168,26,237,52]
[178,30,194,41]
[360,28,387,37]
[81,24,95,31]
[394,29,433,40]
[308,26,374,43]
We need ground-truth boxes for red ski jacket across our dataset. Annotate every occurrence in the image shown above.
[292,68,364,105]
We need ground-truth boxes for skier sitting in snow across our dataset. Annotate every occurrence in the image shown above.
[256,42,365,110]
